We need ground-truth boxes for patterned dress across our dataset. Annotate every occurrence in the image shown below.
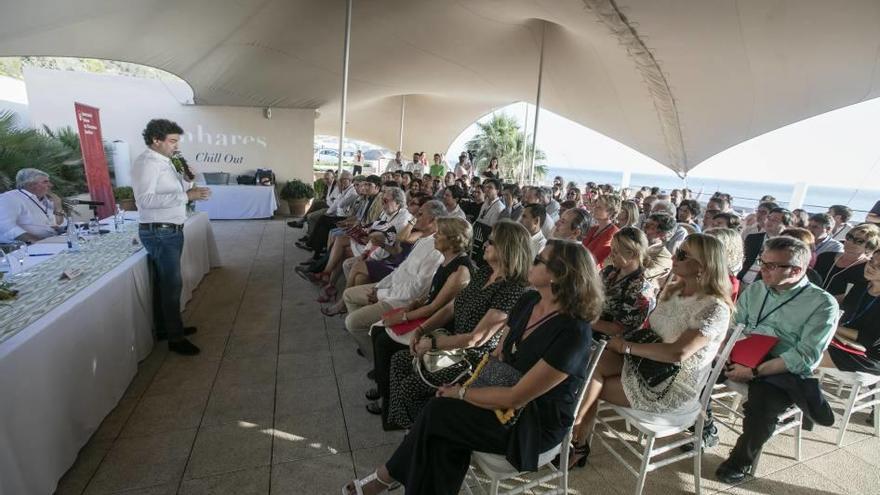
[621,291,730,413]
[385,266,526,429]
[599,266,655,337]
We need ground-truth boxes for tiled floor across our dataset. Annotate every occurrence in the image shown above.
[54,219,880,495]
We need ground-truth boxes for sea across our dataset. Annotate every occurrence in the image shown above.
[546,167,879,215]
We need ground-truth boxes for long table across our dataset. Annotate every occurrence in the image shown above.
[194,184,278,219]
[0,212,219,495]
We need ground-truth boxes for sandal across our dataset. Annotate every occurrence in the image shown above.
[317,289,337,303]
[365,387,380,401]
[321,305,347,317]
[342,470,400,495]
[366,400,383,415]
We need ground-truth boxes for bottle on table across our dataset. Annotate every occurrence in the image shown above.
[67,218,80,252]
[114,204,124,231]
[88,217,100,235]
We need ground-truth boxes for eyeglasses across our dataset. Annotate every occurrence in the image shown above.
[758,259,795,271]
[674,249,691,261]
[533,256,546,266]
[845,233,867,245]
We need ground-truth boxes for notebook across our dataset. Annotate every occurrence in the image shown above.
[382,308,427,336]
[730,334,779,368]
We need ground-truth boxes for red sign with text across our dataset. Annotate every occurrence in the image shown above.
[74,102,114,219]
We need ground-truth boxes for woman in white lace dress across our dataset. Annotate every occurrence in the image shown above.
[568,233,734,468]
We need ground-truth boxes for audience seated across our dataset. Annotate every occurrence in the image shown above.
[593,227,655,338]
[366,217,476,424]
[828,204,854,241]
[341,200,447,358]
[807,213,844,256]
[499,183,524,222]
[616,199,640,229]
[345,240,603,495]
[710,212,742,232]
[0,168,65,243]
[813,223,880,300]
[741,201,777,239]
[288,169,335,229]
[583,194,621,267]
[570,234,733,467]
[791,208,810,228]
[738,207,792,285]
[520,203,547,258]
[551,208,591,242]
[642,212,676,289]
[704,227,745,301]
[384,220,531,430]
[716,237,838,483]
[818,250,880,375]
[676,199,702,233]
[441,185,467,220]
[299,171,358,258]
[651,199,688,252]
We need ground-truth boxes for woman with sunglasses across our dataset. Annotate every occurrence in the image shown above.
[568,234,734,467]
[593,227,654,338]
[819,250,880,376]
[343,240,604,495]
[383,220,531,430]
[813,224,880,301]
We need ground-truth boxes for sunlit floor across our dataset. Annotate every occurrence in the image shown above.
[54,219,880,495]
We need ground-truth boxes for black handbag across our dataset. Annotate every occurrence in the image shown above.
[626,328,681,400]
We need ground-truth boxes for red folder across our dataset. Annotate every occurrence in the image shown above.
[730,334,779,368]
[382,308,427,336]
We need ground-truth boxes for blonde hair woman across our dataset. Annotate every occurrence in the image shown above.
[705,227,746,300]
[569,234,733,467]
[593,227,655,338]
[584,194,622,267]
[616,200,641,229]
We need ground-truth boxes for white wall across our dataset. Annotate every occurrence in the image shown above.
[0,75,30,123]
[23,67,315,210]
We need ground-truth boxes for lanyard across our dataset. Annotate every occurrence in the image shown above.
[843,288,879,326]
[18,189,51,220]
[753,285,808,327]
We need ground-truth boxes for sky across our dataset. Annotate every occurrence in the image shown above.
[446,99,880,189]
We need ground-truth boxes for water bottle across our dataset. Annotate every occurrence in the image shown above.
[67,218,80,252]
[114,203,124,231]
[88,217,100,235]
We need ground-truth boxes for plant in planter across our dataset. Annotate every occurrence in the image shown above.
[280,179,315,217]
[114,186,137,211]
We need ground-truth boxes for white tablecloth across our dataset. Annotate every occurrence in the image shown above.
[194,185,277,219]
[0,212,219,495]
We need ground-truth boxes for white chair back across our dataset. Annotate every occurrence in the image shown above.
[699,323,745,410]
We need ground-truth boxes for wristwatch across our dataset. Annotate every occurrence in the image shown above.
[623,344,632,355]
[429,335,438,351]
[458,386,468,400]
[751,367,760,379]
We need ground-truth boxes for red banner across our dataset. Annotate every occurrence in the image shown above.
[74,102,114,219]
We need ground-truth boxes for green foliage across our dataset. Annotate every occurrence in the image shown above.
[464,113,548,182]
[0,56,182,82]
[280,179,315,200]
[313,178,327,198]
[114,186,134,200]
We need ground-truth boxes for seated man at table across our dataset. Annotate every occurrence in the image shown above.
[715,236,838,483]
[0,168,65,243]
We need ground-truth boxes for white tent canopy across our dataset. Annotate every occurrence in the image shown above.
[3,0,879,176]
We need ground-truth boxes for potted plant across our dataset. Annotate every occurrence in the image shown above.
[114,186,137,211]
[280,179,315,216]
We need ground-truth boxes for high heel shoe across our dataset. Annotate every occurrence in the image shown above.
[342,470,400,495]
[567,441,590,469]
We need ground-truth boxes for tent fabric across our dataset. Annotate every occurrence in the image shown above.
[2,0,879,175]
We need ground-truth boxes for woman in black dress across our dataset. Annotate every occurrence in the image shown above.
[384,220,532,430]
[343,240,605,495]
[814,224,880,300]
[820,250,880,375]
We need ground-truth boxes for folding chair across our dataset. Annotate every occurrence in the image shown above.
[817,368,880,446]
[593,324,746,495]
[464,338,608,495]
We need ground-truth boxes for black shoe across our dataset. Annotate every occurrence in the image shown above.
[867,407,875,425]
[356,348,365,358]
[366,370,375,380]
[366,401,383,415]
[298,235,310,242]
[715,460,749,484]
[365,388,380,401]
[681,423,719,452]
[156,327,197,341]
[298,260,313,266]
[555,441,589,470]
[294,266,314,282]
[295,241,313,251]
[287,220,305,228]
[168,338,201,356]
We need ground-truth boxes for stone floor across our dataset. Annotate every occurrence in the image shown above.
[53,219,880,495]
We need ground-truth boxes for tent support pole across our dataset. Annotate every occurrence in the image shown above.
[529,21,545,184]
[520,102,529,184]
[399,95,406,153]
[337,0,352,174]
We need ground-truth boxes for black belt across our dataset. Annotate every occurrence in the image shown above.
[139,222,184,231]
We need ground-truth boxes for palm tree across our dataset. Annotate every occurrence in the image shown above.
[465,113,547,183]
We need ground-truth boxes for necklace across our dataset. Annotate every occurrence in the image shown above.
[822,255,866,289]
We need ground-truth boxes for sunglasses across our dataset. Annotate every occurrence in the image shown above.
[845,233,867,245]
[758,259,795,271]
[674,249,691,261]
[533,256,546,266]
[486,238,494,246]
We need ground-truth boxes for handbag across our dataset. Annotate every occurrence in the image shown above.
[412,329,473,388]
[626,328,681,400]
[463,354,524,424]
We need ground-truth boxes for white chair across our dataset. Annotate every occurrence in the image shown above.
[593,324,745,495]
[817,368,880,446]
[463,338,608,495]
[709,380,803,473]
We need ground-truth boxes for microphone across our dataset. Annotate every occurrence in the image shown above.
[65,199,105,206]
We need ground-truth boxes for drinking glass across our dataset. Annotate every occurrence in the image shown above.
[8,241,27,270]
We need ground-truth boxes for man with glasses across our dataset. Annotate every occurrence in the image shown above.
[715,236,838,483]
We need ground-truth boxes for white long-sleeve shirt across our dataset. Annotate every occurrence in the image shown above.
[0,189,60,242]
[375,234,443,307]
[131,148,189,224]
[326,184,358,217]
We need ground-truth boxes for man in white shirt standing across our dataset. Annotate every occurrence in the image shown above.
[453,152,472,179]
[386,151,405,173]
[0,168,65,243]
[132,119,210,356]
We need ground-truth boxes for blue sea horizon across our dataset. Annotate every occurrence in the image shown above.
[546,166,878,215]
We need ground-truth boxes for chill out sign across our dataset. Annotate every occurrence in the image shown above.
[182,124,268,167]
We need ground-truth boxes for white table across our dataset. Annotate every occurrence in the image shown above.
[0,212,219,495]
[194,184,278,219]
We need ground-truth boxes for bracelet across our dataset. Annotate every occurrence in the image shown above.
[624,344,632,355]
[458,386,468,400]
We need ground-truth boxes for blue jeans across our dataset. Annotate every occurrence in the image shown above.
[139,226,185,341]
